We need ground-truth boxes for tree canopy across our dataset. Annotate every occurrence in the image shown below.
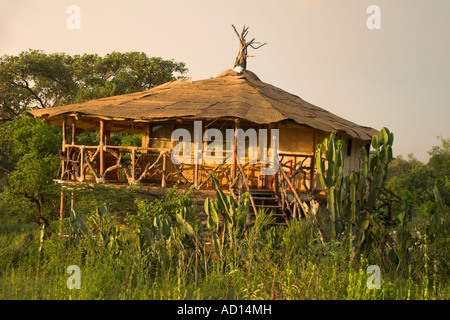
[387,137,450,216]
[0,50,188,120]
[0,50,188,221]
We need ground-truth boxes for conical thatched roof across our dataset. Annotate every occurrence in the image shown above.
[27,69,378,140]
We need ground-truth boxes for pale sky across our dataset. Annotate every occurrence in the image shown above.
[1,0,449,162]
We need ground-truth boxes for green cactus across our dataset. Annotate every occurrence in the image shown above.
[310,128,419,267]
[344,171,358,224]
[366,127,394,210]
[316,128,395,249]
[154,215,172,239]
[358,147,368,208]
[175,213,195,238]
[316,132,344,239]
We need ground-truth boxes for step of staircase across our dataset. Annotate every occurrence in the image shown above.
[252,196,278,201]
[255,204,280,208]
[243,190,289,226]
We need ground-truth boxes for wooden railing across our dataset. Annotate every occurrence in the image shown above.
[59,145,240,188]
[58,145,316,209]
[277,159,309,219]
[59,145,189,186]
[270,153,315,193]
[269,154,315,219]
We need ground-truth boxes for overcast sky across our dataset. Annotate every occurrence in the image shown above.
[1,0,449,162]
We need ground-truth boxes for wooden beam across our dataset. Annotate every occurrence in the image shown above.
[141,123,151,154]
[265,124,270,189]
[131,148,136,182]
[231,119,240,185]
[71,122,76,145]
[194,163,199,188]
[59,188,65,221]
[64,144,98,149]
[193,122,201,188]
[61,120,67,180]
[310,130,316,193]
[62,120,67,152]
[104,121,111,146]
[70,190,74,213]
[80,146,85,182]
[99,119,105,176]
[201,121,207,187]
[161,152,167,188]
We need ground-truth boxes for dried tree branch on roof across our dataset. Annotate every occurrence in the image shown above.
[232,24,267,71]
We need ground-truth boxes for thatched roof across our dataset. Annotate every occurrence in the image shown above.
[27,69,378,140]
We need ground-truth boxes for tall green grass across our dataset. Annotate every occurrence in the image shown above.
[0,216,447,300]
[0,185,448,300]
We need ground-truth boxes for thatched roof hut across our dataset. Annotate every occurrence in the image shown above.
[27,69,377,141]
[26,25,379,223]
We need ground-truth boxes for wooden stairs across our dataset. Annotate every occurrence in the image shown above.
[235,190,290,227]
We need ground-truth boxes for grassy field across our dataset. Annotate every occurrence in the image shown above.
[0,198,448,300]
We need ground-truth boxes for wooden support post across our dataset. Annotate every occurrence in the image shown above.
[293,155,298,190]
[80,146,85,181]
[161,152,167,188]
[274,167,279,195]
[104,121,111,146]
[99,120,105,176]
[131,148,136,182]
[201,121,207,187]
[193,121,202,188]
[264,124,270,189]
[71,121,76,145]
[61,120,67,179]
[142,123,150,154]
[59,187,66,221]
[310,130,316,193]
[231,119,240,186]
[70,121,77,180]
[62,120,67,152]
[70,190,74,213]
[194,163,199,188]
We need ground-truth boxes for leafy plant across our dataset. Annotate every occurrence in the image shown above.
[0,116,61,221]
[68,209,90,243]
[204,176,251,267]
[316,128,403,264]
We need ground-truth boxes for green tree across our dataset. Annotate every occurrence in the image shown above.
[0,50,188,222]
[0,50,188,120]
[427,136,450,178]
[386,153,423,181]
[0,116,61,221]
[0,50,187,173]
[72,52,188,102]
[0,50,76,118]
[387,137,450,215]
